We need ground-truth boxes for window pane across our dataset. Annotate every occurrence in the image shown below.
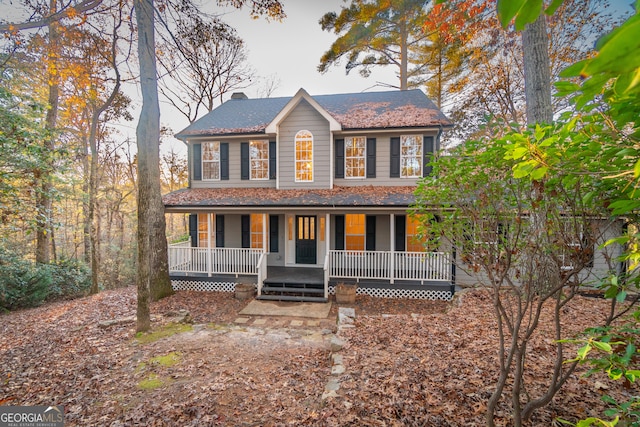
[251,214,263,249]
[202,141,220,180]
[295,131,313,182]
[345,136,365,178]
[400,135,421,178]
[250,140,269,180]
[345,214,365,250]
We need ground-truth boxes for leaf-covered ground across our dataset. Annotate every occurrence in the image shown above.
[0,287,635,426]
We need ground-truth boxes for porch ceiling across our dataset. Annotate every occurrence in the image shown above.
[163,186,417,209]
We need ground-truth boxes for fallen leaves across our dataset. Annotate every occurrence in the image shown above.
[0,287,634,426]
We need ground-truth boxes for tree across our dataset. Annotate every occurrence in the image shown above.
[318,0,430,90]
[133,0,285,332]
[157,15,254,123]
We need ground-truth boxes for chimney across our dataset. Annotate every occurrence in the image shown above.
[231,92,248,100]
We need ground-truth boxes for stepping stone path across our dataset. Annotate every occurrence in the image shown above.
[322,307,355,400]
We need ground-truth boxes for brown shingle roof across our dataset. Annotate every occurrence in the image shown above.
[163,186,417,208]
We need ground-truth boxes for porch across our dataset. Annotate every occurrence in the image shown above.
[168,245,454,301]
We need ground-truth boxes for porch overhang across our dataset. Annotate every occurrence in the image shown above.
[163,186,419,213]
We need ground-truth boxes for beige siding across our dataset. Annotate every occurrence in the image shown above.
[278,99,331,189]
[454,219,625,288]
[334,131,439,187]
[189,138,277,189]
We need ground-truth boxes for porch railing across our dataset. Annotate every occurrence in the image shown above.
[168,246,263,277]
[329,250,451,283]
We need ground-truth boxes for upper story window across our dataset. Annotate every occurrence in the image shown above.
[401,135,422,178]
[250,140,269,180]
[345,136,366,178]
[295,130,313,182]
[202,141,220,180]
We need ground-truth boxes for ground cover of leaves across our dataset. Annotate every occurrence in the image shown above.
[0,287,635,426]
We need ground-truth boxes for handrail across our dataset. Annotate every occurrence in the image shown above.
[256,252,267,296]
[323,252,330,299]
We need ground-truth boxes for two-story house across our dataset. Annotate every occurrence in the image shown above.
[163,88,456,302]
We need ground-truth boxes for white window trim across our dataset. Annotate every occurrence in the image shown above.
[202,141,221,181]
[345,136,366,179]
[295,130,314,183]
[400,135,422,178]
[249,139,270,181]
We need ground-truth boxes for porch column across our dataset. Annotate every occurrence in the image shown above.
[389,214,395,284]
[325,213,330,299]
[262,213,268,253]
[207,213,213,276]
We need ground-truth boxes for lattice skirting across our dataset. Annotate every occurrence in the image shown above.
[171,279,452,300]
[329,285,453,301]
[171,280,237,292]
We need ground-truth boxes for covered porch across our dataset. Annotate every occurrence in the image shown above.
[168,244,454,301]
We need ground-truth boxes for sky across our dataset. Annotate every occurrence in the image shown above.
[156,0,398,153]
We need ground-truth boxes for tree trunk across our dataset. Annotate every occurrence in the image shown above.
[81,131,91,264]
[522,14,552,125]
[134,0,173,333]
[88,116,100,294]
[36,0,59,264]
[399,21,408,91]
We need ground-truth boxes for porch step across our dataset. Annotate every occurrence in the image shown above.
[257,294,328,303]
[261,285,324,295]
[260,281,326,303]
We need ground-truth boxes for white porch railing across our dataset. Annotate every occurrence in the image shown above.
[168,246,264,276]
[329,250,451,283]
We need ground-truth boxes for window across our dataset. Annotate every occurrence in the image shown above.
[345,214,365,250]
[251,213,264,250]
[250,140,269,180]
[295,130,313,182]
[345,136,365,178]
[198,213,214,247]
[406,216,427,252]
[401,135,422,178]
[202,141,220,180]
[559,220,593,271]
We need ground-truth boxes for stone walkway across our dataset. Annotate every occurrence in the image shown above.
[233,315,334,330]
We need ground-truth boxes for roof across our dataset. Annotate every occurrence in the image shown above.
[163,186,417,209]
[176,88,452,139]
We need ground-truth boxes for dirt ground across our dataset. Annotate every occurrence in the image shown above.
[0,287,635,426]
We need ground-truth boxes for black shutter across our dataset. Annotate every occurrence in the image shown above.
[189,214,198,247]
[216,215,225,247]
[390,137,400,178]
[366,138,376,178]
[423,136,434,177]
[335,139,344,179]
[269,215,279,252]
[241,215,250,248]
[335,215,345,250]
[269,141,276,180]
[395,215,406,252]
[220,143,229,180]
[366,215,376,251]
[193,143,202,181]
[241,142,249,180]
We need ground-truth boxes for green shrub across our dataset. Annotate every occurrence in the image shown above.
[0,247,91,311]
[46,258,91,300]
[0,247,51,311]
